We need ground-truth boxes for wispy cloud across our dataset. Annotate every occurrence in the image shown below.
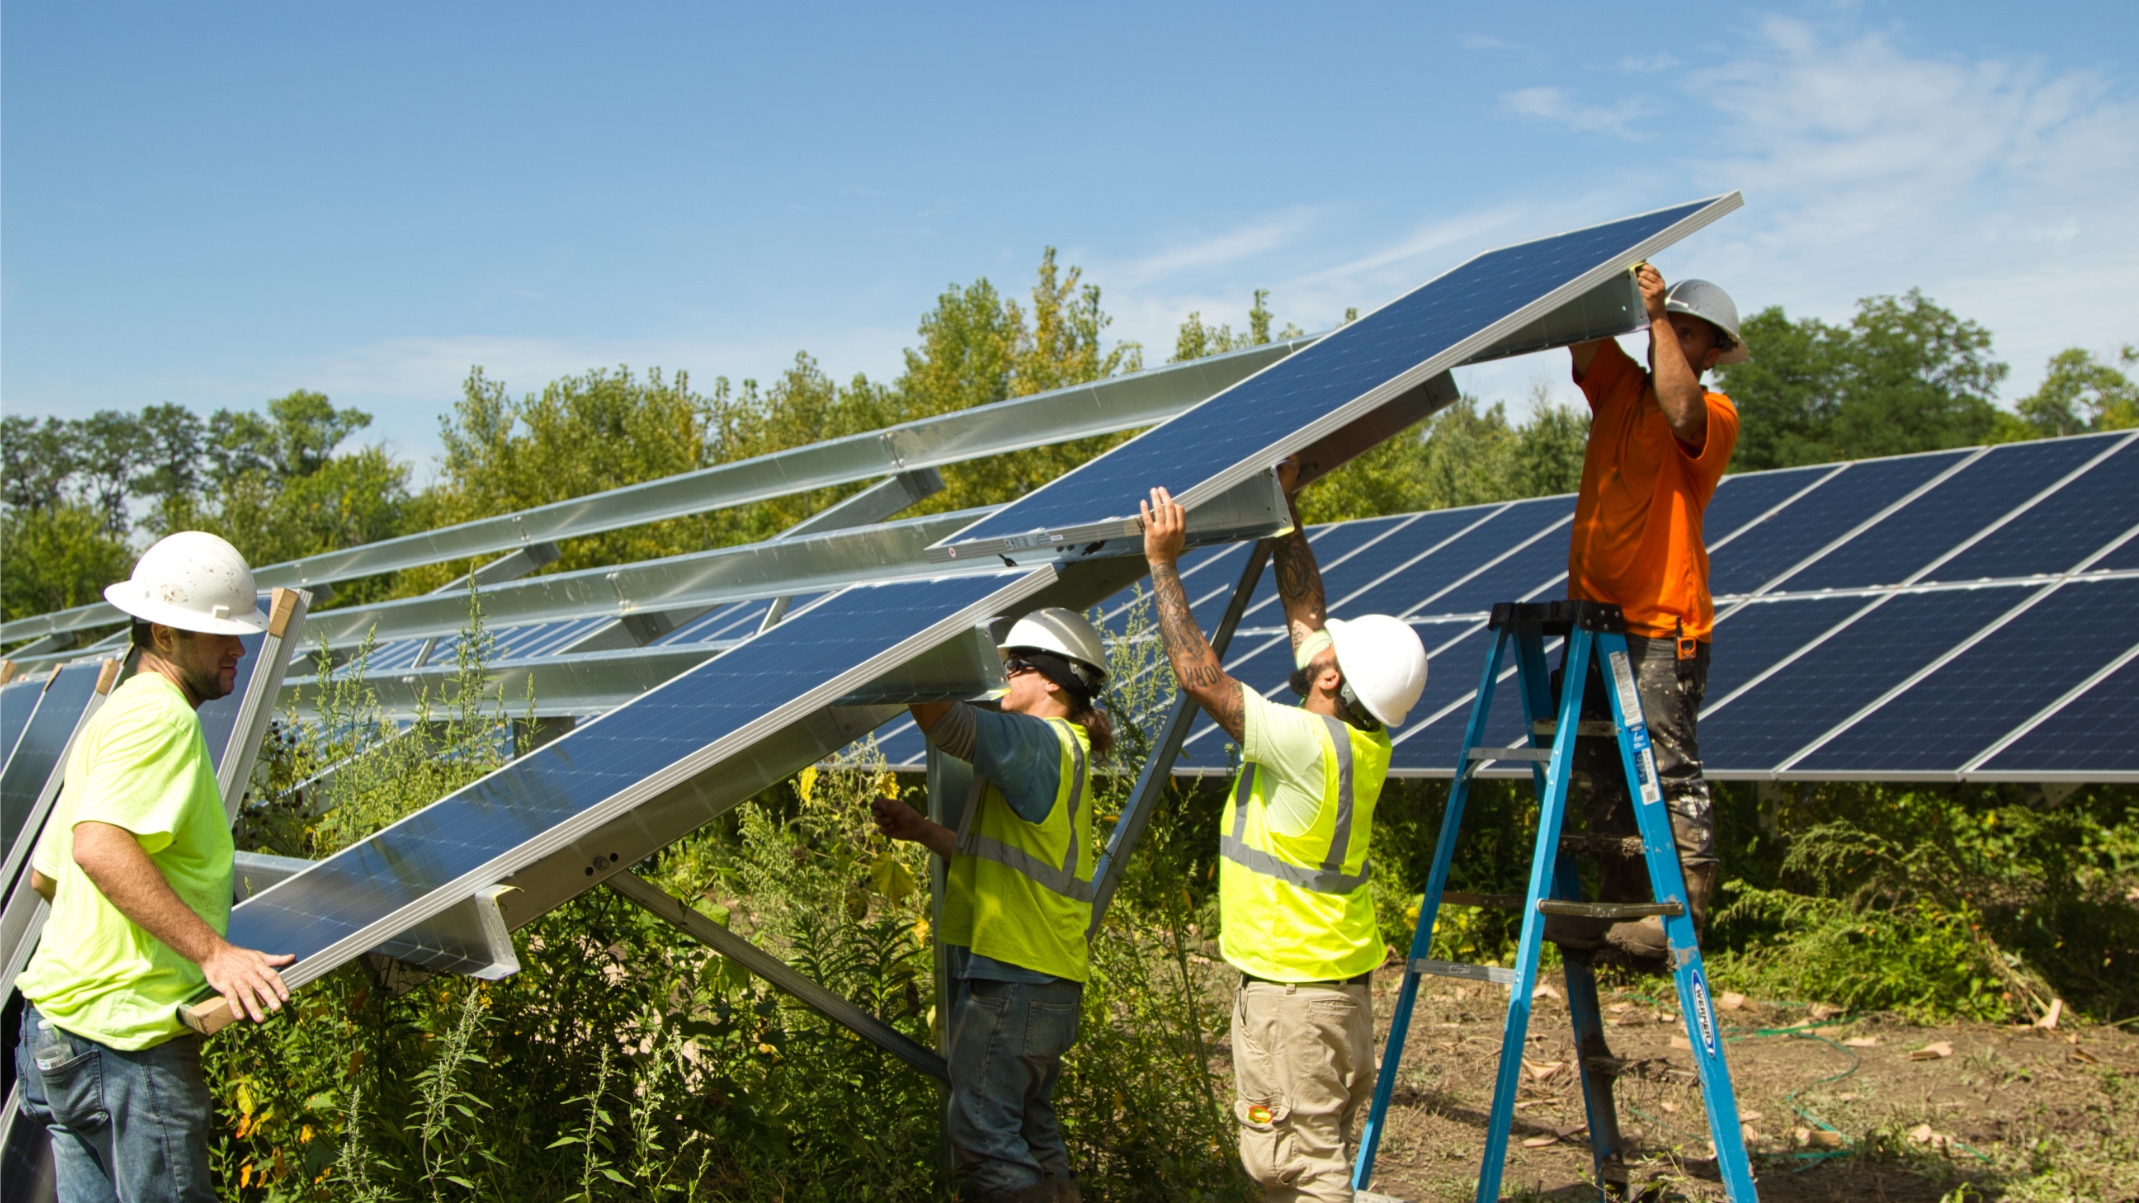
[1618,52,1681,73]
[1093,209,1327,288]
[1460,33,1522,51]
[1681,16,2139,392]
[1501,86,1657,141]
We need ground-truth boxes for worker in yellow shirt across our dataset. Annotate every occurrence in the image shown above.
[16,532,294,1203]
[872,607,1113,1203]
[1141,464,1428,1203]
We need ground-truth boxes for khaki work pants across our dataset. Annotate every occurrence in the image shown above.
[1231,978,1373,1203]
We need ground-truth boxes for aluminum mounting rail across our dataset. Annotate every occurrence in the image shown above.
[3,338,1316,644]
[296,507,1004,652]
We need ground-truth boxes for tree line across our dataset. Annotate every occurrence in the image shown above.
[3,254,2133,627]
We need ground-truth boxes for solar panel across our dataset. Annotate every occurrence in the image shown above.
[935,196,1742,560]
[195,632,267,773]
[228,570,1044,986]
[1784,437,2113,592]
[1971,647,2139,776]
[1922,434,2139,582]
[1698,464,1842,554]
[0,681,41,772]
[1706,450,1973,596]
[0,664,105,864]
[1792,576,2139,774]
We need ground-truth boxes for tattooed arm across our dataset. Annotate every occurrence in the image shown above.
[1270,458,1326,653]
[1141,486,1248,742]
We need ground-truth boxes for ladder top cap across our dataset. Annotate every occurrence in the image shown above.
[1488,600,1626,634]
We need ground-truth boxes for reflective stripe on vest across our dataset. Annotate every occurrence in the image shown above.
[1218,714,1371,894]
[955,719,1095,902]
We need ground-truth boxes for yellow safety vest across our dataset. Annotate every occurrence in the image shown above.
[1219,713,1392,982]
[940,718,1095,982]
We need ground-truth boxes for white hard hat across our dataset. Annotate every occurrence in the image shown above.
[1326,615,1427,727]
[1662,278,1749,365]
[104,532,269,636]
[1000,606,1109,693]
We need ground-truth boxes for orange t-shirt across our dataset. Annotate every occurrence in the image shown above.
[1567,340,1739,642]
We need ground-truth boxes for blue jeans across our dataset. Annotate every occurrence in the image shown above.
[945,976,1083,1197]
[13,1005,217,1203]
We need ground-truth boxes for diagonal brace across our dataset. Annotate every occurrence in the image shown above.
[607,870,948,1084]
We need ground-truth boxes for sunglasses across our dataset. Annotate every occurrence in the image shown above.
[1003,657,1041,678]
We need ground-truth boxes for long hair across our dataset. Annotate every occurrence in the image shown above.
[1067,696,1115,762]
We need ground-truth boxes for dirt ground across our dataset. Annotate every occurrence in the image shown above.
[1341,966,2139,1202]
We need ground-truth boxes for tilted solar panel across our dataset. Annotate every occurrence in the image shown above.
[0,664,105,862]
[228,571,1044,983]
[194,632,266,774]
[0,681,40,772]
[935,196,1741,560]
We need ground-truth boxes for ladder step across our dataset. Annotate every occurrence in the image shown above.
[1440,891,1523,910]
[1412,958,1517,986]
[1465,746,1553,762]
[1535,899,1684,919]
[1532,719,1618,737]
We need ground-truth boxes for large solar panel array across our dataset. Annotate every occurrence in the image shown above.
[220,196,1741,994]
[927,430,2134,784]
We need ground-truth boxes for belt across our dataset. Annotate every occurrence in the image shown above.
[1240,970,1371,988]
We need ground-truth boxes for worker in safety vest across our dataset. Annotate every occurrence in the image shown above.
[1550,267,1742,971]
[871,607,1112,1203]
[1141,464,1427,1203]
[17,532,295,1203]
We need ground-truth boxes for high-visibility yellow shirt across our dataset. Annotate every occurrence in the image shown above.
[1219,692,1390,982]
[940,717,1095,982]
[22,674,232,1050]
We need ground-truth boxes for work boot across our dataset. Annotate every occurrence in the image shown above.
[1603,915,1669,971]
[1544,911,1611,956]
[1681,860,1719,938]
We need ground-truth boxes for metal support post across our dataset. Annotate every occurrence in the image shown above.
[608,871,948,1083]
[1086,539,1273,937]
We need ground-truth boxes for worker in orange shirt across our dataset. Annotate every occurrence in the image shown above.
[1548,264,1744,972]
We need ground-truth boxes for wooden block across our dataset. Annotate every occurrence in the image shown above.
[180,994,236,1036]
[267,589,302,639]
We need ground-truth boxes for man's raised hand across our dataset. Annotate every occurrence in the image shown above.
[1141,487,1187,566]
[1634,262,1669,320]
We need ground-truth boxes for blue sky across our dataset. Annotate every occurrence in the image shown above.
[6,2,2135,480]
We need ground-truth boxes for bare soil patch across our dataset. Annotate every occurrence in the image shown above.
[1349,967,2139,1202]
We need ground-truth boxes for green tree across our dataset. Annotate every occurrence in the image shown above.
[2016,344,2139,437]
[1170,288,1303,363]
[1718,290,2008,470]
[0,502,134,621]
[0,415,77,512]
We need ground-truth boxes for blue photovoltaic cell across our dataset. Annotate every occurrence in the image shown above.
[1271,511,1480,616]
[1,662,104,859]
[1788,437,2117,592]
[1,679,41,770]
[1707,451,1972,597]
[867,717,928,771]
[1382,624,1502,769]
[1701,465,1840,549]
[1700,595,1884,720]
[196,632,268,773]
[227,573,1024,963]
[656,603,748,645]
[1977,648,2139,775]
[948,199,1726,546]
[1927,436,2139,582]
[1408,499,1578,616]
[1795,577,2139,773]
[1341,500,1570,617]
[1698,586,2030,772]
[2094,537,2139,573]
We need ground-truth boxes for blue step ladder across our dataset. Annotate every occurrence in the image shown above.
[1353,600,1757,1202]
